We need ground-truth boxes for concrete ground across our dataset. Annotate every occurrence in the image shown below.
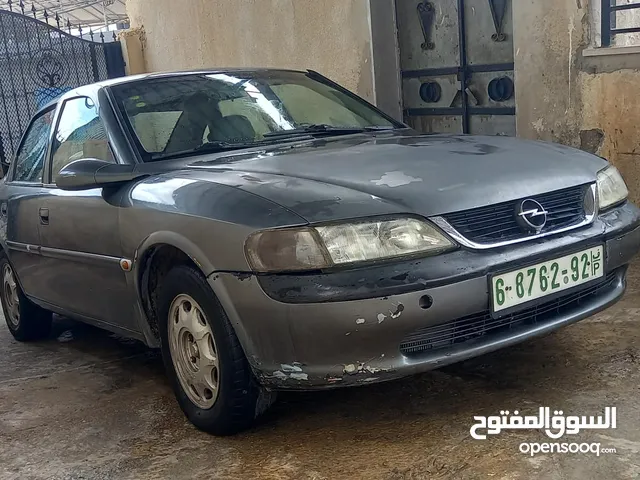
[1,265,639,480]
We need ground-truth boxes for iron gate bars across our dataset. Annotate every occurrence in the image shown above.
[601,0,640,47]
[401,0,515,134]
[0,3,125,161]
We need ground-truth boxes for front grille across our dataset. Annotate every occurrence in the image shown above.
[399,271,618,357]
[444,185,589,244]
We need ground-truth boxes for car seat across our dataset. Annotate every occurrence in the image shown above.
[207,114,256,143]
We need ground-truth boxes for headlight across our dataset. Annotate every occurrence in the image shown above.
[245,218,455,272]
[597,165,628,210]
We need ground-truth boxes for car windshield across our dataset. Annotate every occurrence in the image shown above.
[109,71,399,162]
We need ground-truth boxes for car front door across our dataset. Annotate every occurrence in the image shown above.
[36,96,138,332]
[0,107,56,304]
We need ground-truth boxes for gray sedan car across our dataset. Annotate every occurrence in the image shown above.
[1,69,638,435]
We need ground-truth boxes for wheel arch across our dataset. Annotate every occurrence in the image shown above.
[133,231,246,351]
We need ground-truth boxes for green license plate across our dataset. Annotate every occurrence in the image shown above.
[491,246,604,313]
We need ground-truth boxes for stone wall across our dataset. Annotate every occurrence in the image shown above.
[125,0,376,102]
[514,0,640,204]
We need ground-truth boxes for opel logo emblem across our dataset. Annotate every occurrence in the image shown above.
[516,199,548,233]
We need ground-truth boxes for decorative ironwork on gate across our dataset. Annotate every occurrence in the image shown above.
[400,0,515,135]
[0,2,126,161]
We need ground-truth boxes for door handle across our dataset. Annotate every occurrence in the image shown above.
[38,207,49,225]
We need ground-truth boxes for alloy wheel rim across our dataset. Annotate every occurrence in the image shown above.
[2,264,19,328]
[168,294,220,409]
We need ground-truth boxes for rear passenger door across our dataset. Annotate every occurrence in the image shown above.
[36,96,137,331]
[0,108,55,303]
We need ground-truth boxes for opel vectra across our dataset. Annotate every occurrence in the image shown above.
[1,69,638,435]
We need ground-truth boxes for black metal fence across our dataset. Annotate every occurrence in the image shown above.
[0,2,126,163]
[601,0,640,47]
[6,0,120,42]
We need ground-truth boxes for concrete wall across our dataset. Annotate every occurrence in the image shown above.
[514,0,640,204]
[581,70,640,202]
[118,27,147,75]
[126,0,376,102]
[513,0,586,147]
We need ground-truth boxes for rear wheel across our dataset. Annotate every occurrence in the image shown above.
[157,264,269,435]
[0,255,52,341]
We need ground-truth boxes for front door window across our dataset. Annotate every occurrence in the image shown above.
[50,97,115,183]
[13,108,55,183]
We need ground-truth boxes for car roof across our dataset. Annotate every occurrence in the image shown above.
[95,68,309,88]
[33,68,310,116]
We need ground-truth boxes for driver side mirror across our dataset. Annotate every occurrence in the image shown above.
[56,158,148,191]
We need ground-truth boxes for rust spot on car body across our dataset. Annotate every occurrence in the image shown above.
[232,272,252,281]
[343,363,388,375]
[390,303,405,319]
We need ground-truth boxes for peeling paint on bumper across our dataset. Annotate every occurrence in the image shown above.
[210,203,640,390]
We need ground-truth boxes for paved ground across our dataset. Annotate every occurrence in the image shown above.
[1,264,640,480]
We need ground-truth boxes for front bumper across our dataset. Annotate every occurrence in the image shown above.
[210,203,640,390]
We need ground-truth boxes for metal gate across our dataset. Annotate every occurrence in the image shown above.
[0,4,126,161]
[397,0,515,136]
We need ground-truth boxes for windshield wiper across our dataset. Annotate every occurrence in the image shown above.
[150,141,266,161]
[150,125,396,161]
[263,124,394,139]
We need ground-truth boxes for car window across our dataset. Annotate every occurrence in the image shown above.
[202,98,274,143]
[50,97,115,183]
[110,72,397,161]
[270,84,366,126]
[131,111,182,152]
[13,108,55,183]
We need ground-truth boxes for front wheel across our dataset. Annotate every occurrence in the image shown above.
[157,264,270,435]
[0,255,52,341]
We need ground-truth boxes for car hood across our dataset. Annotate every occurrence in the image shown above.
[180,132,608,224]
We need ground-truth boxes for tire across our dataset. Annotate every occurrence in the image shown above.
[0,255,52,341]
[157,264,267,436]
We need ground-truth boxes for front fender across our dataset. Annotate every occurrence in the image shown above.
[120,172,308,347]
[134,230,217,277]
